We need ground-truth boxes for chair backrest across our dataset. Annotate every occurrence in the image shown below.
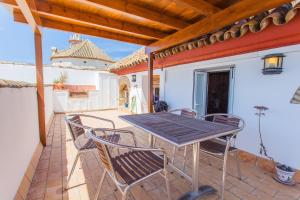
[93,135,114,172]
[65,114,116,141]
[87,129,122,180]
[201,113,245,140]
[169,108,197,118]
[213,115,240,127]
[65,115,86,141]
[181,109,197,118]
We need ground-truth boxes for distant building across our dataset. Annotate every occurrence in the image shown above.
[0,34,118,113]
[51,34,115,70]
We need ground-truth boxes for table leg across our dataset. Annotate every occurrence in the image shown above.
[192,142,200,192]
[148,134,154,147]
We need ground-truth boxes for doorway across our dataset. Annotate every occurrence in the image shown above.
[193,68,234,117]
[207,71,230,114]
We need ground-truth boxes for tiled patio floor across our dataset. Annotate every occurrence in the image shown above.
[26,110,300,200]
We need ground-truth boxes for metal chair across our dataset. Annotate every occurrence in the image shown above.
[88,128,171,200]
[64,114,120,189]
[199,113,245,200]
[168,108,197,170]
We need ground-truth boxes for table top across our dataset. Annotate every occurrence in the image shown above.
[120,112,240,147]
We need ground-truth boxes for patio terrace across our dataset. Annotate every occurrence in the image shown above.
[23,110,300,200]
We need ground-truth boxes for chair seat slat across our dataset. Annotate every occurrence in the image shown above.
[200,140,237,154]
[112,151,164,185]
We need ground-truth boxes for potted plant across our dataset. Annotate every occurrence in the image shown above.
[254,106,296,185]
[275,163,296,184]
[53,72,68,90]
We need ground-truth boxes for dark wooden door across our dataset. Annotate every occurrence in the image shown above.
[207,71,230,114]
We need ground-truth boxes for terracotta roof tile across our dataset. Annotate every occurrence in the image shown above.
[0,79,33,88]
[111,2,300,71]
[51,40,114,63]
[109,47,147,70]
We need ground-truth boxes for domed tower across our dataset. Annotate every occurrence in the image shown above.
[51,34,115,70]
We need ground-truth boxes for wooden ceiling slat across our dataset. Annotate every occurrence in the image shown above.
[173,0,221,16]
[78,0,191,30]
[146,0,293,53]
[13,9,154,46]
[1,0,168,39]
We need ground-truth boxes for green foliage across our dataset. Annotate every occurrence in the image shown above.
[53,72,68,84]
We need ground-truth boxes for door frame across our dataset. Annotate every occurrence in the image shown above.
[192,64,235,115]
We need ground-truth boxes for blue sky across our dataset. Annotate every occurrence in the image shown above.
[0,5,142,64]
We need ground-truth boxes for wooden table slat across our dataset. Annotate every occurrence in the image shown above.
[120,112,239,146]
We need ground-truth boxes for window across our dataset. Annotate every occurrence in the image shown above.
[70,92,88,98]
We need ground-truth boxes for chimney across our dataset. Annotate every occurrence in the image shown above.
[69,33,82,46]
[51,47,57,56]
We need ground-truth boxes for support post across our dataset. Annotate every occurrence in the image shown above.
[34,31,46,146]
[147,52,154,113]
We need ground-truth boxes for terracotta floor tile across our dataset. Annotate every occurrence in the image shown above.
[26,112,300,200]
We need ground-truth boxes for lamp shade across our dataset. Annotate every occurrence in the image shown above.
[291,87,300,104]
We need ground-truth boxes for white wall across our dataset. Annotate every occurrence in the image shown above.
[51,57,113,70]
[0,62,101,86]
[53,73,118,112]
[98,73,118,109]
[124,70,162,114]
[44,86,54,128]
[161,44,300,169]
[0,87,40,200]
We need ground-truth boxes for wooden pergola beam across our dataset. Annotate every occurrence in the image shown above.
[14,0,40,33]
[147,53,154,113]
[13,10,154,46]
[34,31,46,146]
[146,0,293,53]
[2,0,167,40]
[173,0,220,16]
[79,0,190,30]
[12,0,46,146]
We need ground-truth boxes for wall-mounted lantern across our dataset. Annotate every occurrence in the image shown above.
[262,53,285,75]
[131,74,136,82]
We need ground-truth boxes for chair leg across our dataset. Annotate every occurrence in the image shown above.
[221,142,231,200]
[183,146,187,171]
[66,152,81,189]
[164,170,171,200]
[171,146,176,164]
[94,170,107,200]
[235,151,242,180]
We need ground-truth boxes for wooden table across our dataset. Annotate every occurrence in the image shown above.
[120,112,241,192]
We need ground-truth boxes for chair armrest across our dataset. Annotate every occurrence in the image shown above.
[95,128,137,146]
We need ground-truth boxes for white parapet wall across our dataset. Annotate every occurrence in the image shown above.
[0,83,54,200]
[0,61,102,86]
[53,90,118,112]
[0,87,35,199]
[44,86,54,132]
[53,72,118,112]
